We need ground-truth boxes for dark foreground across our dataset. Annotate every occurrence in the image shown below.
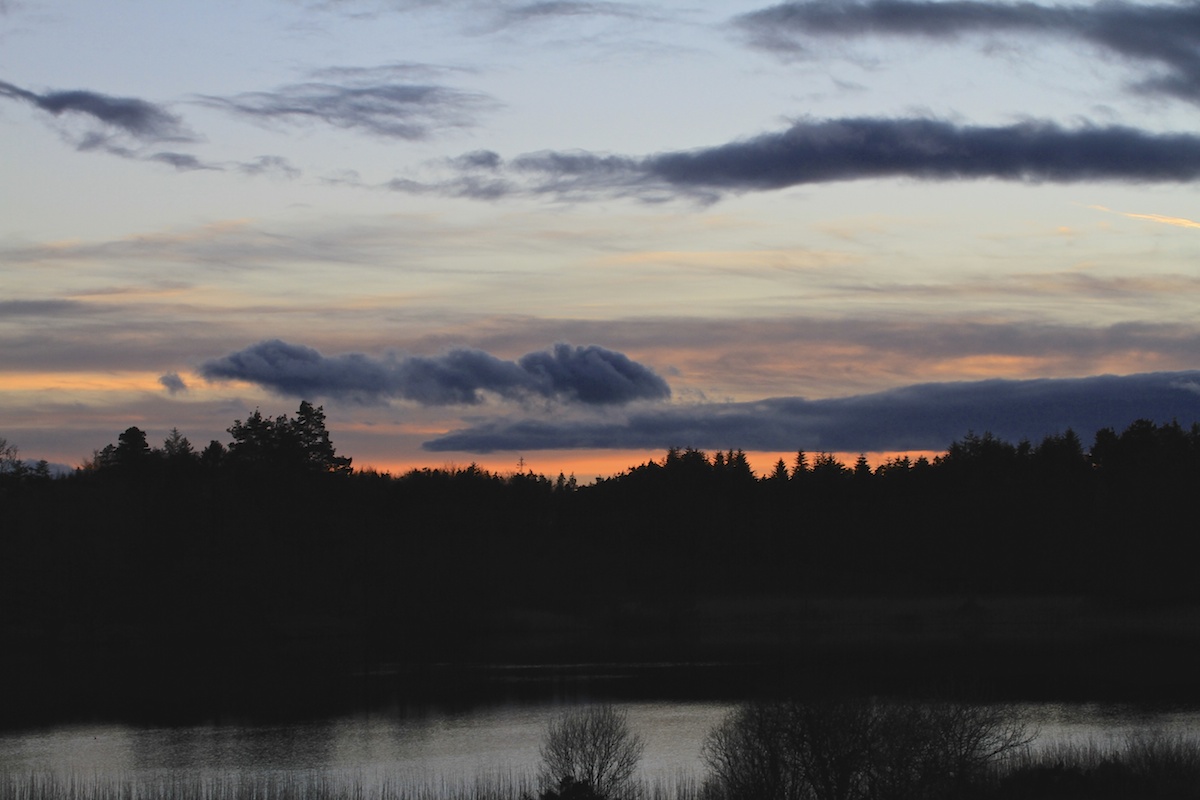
[5,417,1200,726]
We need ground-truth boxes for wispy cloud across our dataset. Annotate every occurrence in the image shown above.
[472,1,663,33]
[146,151,220,171]
[236,155,302,178]
[0,79,193,141]
[196,64,498,140]
[0,77,204,164]
[735,0,1200,105]
[0,218,370,269]
[1090,205,1200,230]
[0,299,90,317]
[198,339,671,405]
[401,118,1200,202]
[424,370,1200,453]
[294,0,666,32]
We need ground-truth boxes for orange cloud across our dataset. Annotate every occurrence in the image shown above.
[1089,205,1200,230]
[0,371,175,393]
[1120,212,1200,230]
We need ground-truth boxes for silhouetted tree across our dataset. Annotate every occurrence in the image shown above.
[726,449,754,481]
[0,437,21,477]
[0,438,48,485]
[226,401,350,475]
[539,705,645,800]
[876,455,911,478]
[938,431,1020,480]
[162,427,196,460]
[853,454,871,481]
[767,459,790,483]
[114,426,152,470]
[292,400,352,474]
[703,702,802,800]
[811,452,847,480]
[200,439,226,469]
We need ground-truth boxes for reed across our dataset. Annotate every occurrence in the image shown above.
[0,771,710,800]
[990,731,1200,799]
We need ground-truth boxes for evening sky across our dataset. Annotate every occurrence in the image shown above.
[3,0,1199,477]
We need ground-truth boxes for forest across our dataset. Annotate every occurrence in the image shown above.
[3,404,1200,724]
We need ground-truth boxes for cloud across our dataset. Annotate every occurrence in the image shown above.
[735,1,1200,105]
[236,155,302,178]
[198,339,670,405]
[423,370,1200,453]
[159,372,188,394]
[644,118,1200,191]
[197,65,498,140]
[294,0,664,33]
[0,299,87,317]
[407,118,1200,202]
[0,79,192,141]
[516,343,672,404]
[452,149,503,169]
[0,79,215,168]
[1090,205,1200,231]
[472,1,661,32]
[499,1,642,22]
[1119,212,1200,231]
[147,151,220,171]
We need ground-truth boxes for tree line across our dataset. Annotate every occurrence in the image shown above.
[4,406,1200,723]
[6,406,1200,606]
[74,400,352,477]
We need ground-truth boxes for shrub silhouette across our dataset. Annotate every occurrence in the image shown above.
[538,775,604,800]
[538,705,645,800]
[703,702,807,800]
[703,697,1030,800]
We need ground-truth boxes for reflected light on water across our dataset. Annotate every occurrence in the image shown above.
[4,701,1199,788]
[0,702,733,787]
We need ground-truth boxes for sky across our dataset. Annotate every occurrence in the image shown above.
[3,0,1200,479]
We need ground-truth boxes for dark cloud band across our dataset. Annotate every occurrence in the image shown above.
[199,339,670,405]
[417,118,1200,202]
[644,118,1200,189]
[423,370,1200,453]
[736,1,1200,105]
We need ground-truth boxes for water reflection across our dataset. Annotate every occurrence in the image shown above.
[1019,702,1200,751]
[0,702,732,785]
[3,700,1199,788]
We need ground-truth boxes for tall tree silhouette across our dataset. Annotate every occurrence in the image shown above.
[227,401,351,474]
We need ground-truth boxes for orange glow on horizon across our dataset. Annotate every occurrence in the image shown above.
[352,449,667,483]
[352,448,949,484]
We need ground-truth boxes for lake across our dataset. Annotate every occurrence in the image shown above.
[0,701,725,791]
[4,695,1200,791]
